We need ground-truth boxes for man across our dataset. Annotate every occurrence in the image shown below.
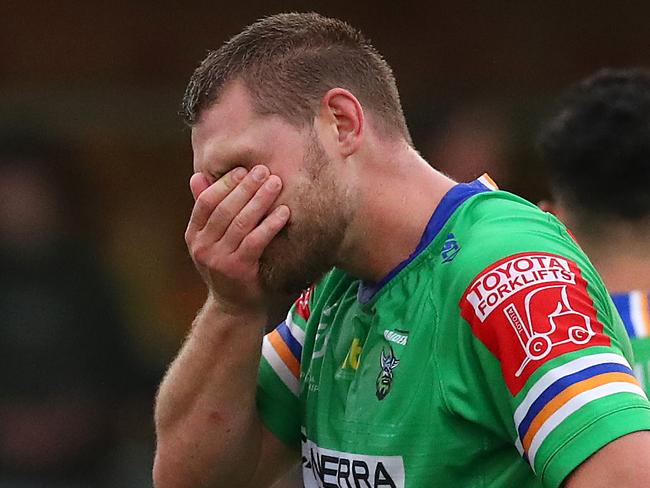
[154,14,650,488]
[538,68,650,393]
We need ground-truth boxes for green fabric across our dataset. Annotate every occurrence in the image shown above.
[632,337,650,392]
[257,187,650,487]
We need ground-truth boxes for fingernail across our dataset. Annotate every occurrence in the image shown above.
[232,167,247,181]
[265,177,281,191]
[252,166,268,182]
[276,205,290,218]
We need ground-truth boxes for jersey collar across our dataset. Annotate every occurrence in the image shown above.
[357,174,497,304]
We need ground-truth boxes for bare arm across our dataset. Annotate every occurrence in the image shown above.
[153,166,298,488]
[563,431,650,488]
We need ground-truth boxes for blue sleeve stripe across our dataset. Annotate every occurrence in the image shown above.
[517,361,633,440]
[276,321,303,360]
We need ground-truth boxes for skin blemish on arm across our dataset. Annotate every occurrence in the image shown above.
[208,410,224,423]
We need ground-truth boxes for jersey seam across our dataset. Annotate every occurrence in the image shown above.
[431,301,452,415]
[539,404,650,483]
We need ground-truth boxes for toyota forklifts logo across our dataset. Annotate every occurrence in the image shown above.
[461,252,609,395]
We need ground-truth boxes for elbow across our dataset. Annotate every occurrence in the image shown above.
[153,446,185,488]
[153,434,223,488]
[153,399,193,488]
[153,438,203,488]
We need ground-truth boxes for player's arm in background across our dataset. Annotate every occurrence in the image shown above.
[153,166,298,488]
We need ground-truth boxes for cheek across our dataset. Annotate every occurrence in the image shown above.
[274,175,308,208]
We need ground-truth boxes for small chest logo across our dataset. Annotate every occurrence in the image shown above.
[341,338,363,370]
[441,233,461,263]
[376,346,400,400]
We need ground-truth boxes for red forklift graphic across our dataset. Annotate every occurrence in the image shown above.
[504,285,595,377]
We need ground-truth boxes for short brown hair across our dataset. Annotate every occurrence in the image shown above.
[181,12,411,143]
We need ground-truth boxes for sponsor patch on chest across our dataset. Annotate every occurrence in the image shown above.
[302,438,405,488]
[460,252,610,395]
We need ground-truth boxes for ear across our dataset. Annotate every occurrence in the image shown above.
[318,88,364,157]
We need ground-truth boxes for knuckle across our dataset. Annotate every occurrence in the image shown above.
[241,233,262,251]
[231,215,248,233]
[195,191,213,209]
[246,196,263,214]
[242,175,264,193]
[220,178,240,197]
[190,243,209,264]
[221,174,236,190]
[212,205,233,224]
[207,254,225,271]
[255,190,274,206]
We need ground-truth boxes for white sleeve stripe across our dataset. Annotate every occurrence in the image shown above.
[514,437,524,456]
[262,335,299,396]
[514,353,630,426]
[527,381,646,470]
[285,313,306,346]
[630,291,649,338]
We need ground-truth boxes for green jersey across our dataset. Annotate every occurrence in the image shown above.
[257,176,650,487]
[611,291,650,392]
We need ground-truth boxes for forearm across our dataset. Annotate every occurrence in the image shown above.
[154,296,267,488]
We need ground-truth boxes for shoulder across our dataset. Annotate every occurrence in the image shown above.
[442,190,590,291]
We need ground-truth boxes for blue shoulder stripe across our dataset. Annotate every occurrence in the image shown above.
[276,321,303,360]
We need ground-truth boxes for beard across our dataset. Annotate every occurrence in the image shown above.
[258,133,354,295]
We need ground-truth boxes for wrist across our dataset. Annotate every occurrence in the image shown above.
[202,293,268,325]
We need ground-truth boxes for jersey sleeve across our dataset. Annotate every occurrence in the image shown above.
[256,285,313,449]
[459,246,650,487]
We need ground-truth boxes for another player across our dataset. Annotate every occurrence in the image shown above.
[154,14,650,488]
[538,68,650,392]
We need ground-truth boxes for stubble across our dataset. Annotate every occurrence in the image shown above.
[258,133,353,294]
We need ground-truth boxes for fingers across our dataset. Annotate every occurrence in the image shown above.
[185,163,290,301]
[187,167,247,236]
[189,172,211,201]
[219,174,283,252]
[200,165,272,243]
[238,205,291,262]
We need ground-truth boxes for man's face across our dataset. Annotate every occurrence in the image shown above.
[191,81,354,294]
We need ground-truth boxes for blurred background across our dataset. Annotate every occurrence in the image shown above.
[0,1,648,486]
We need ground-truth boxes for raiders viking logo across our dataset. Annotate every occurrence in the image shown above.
[376,346,400,400]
